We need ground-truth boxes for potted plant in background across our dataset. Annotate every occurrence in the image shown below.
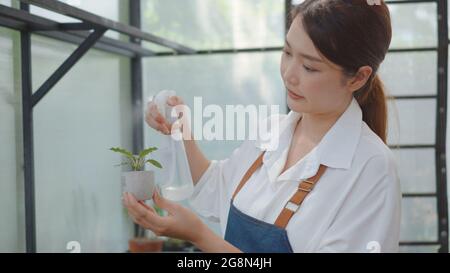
[110,146,165,252]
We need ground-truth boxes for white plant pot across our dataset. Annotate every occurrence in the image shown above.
[121,171,156,201]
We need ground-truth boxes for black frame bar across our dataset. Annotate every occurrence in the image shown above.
[20,1,35,254]
[130,0,144,239]
[17,2,108,253]
[19,0,195,54]
[0,4,155,57]
[435,0,448,253]
[31,27,106,107]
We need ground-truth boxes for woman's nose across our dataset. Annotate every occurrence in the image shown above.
[284,67,300,87]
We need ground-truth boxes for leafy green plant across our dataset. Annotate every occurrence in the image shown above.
[112,146,164,241]
[110,146,162,171]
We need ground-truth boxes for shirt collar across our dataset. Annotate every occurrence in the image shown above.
[316,97,363,169]
[255,97,363,172]
[255,110,300,152]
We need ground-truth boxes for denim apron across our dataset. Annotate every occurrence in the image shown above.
[224,151,327,253]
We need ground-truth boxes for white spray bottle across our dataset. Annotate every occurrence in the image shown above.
[150,90,194,202]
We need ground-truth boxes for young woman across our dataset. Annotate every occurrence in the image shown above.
[123,0,401,253]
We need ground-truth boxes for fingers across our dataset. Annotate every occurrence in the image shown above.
[145,103,171,135]
[153,190,177,214]
[145,95,185,135]
[150,104,171,133]
[167,95,184,107]
[123,193,169,234]
[168,96,186,120]
[138,200,154,211]
[125,193,154,218]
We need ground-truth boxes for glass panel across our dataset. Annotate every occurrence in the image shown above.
[143,52,286,159]
[291,0,304,4]
[143,52,286,235]
[399,245,440,253]
[29,0,125,22]
[32,36,133,252]
[388,3,437,49]
[0,0,11,6]
[400,197,438,242]
[392,148,436,194]
[29,0,128,39]
[141,0,285,51]
[31,35,76,92]
[0,27,25,252]
[379,52,436,97]
[29,0,126,92]
[387,99,436,145]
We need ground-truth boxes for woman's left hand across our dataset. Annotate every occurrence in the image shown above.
[122,190,206,244]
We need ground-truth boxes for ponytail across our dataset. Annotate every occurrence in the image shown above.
[354,74,388,143]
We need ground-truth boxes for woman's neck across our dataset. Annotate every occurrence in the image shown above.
[296,99,351,144]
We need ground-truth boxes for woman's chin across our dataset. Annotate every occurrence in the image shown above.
[287,97,307,112]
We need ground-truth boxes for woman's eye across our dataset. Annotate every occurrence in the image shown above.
[303,65,317,72]
[282,49,291,56]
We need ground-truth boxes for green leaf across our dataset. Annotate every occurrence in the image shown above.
[138,147,158,159]
[146,159,162,169]
[114,162,130,167]
[110,147,134,160]
[130,157,143,171]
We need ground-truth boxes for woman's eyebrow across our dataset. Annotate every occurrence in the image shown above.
[285,38,324,63]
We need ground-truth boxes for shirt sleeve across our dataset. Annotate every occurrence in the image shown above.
[188,139,256,223]
[316,152,402,253]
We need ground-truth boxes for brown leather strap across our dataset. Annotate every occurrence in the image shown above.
[274,164,327,228]
[231,151,327,229]
[231,151,266,200]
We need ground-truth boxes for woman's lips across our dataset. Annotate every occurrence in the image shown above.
[287,89,304,100]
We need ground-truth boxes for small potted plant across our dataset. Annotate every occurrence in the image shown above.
[110,146,165,252]
[110,146,162,201]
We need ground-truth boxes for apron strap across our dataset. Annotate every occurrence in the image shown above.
[274,164,327,228]
[231,151,266,200]
[231,151,327,229]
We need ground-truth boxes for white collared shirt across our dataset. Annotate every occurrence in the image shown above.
[188,97,402,253]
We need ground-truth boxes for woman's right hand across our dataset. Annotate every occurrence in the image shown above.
[145,95,185,135]
[146,94,209,184]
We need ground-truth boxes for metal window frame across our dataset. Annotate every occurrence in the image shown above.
[129,0,145,239]
[0,0,448,253]
[1,0,196,253]
[435,0,449,254]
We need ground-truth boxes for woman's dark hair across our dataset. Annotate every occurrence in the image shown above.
[290,0,392,143]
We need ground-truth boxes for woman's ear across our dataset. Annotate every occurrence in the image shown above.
[347,66,373,93]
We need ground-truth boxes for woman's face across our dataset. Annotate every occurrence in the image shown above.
[280,15,354,115]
